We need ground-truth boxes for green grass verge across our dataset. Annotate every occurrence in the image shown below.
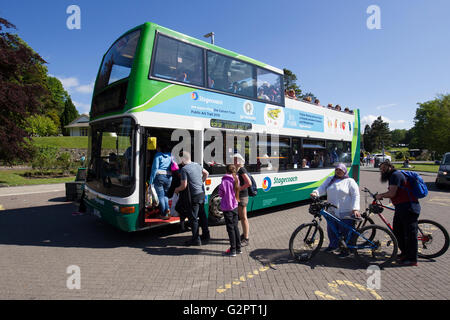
[398,164,439,173]
[31,136,118,149]
[0,170,75,187]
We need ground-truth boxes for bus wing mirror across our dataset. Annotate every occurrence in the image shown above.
[147,137,157,150]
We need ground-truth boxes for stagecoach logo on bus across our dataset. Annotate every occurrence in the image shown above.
[262,177,272,192]
[191,91,223,105]
[262,176,299,192]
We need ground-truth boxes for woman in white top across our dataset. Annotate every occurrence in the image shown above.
[310,163,360,255]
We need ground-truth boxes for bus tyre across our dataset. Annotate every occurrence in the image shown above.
[208,190,225,226]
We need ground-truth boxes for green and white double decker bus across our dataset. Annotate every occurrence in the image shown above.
[84,22,361,232]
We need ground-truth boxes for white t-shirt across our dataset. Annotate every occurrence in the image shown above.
[313,176,360,218]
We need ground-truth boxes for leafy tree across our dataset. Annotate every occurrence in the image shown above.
[363,124,374,152]
[61,97,79,135]
[24,114,58,137]
[391,129,407,146]
[413,94,450,156]
[46,76,69,115]
[283,68,302,98]
[0,17,49,164]
[363,117,391,152]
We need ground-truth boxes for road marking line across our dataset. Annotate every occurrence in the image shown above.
[216,263,273,294]
[316,280,383,300]
[315,290,337,300]
[0,190,64,197]
[0,204,4,210]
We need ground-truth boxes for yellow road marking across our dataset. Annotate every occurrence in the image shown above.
[216,263,273,294]
[0,204,4,210]
[315,280,383,300]
[315,290,338,300]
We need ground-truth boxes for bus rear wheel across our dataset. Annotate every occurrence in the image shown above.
[208,190,225,225]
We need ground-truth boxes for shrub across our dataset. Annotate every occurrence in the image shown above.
[56,152,72,175]
[31,146,59,174]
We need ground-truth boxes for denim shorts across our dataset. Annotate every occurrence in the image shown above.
[238,196,249,208]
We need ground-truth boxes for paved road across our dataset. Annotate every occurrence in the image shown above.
[0,170,449,300]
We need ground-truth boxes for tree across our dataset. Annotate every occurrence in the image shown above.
[61,97,79,135]
[46,76,69,115]
[283,68,302,98]
[363,117,391,152]
[391,129,407,146]
[24,114,59,137]
[363,124,374,152]
[413,94,450,156]
[0,17,50,164]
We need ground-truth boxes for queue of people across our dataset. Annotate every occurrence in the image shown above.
[146,145,251,254]
[284,89,354,114]
[145,143,419,266]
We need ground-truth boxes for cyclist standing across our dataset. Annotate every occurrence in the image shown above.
[376,160,420,266]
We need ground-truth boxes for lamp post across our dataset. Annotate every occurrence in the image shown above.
[204,32,215,45]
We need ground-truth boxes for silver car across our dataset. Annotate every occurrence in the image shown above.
[436,152,450,188]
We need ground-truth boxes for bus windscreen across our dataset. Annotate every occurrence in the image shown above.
[95,30,141,91]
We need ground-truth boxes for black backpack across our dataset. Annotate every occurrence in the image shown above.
[247,172,258,197]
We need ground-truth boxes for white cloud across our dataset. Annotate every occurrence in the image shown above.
[73,101,91,114]
[58,76,79,88]
[57,76,93,94]
[76,83,94,94]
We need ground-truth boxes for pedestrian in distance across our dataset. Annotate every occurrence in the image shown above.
[220,164,242,257]
[233,153,252,247]
[175,151,210,246]
[310,163,360,257]
[376,160,420,266]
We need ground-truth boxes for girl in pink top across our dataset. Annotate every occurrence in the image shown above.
[219,165,241,256]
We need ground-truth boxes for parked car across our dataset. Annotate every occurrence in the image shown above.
[373,154,391,167]
[435,152,450,188]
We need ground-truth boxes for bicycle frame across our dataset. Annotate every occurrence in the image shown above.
[318,208,376,250]
[370,201,395,230]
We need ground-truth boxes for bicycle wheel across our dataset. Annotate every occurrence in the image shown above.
[289,222,324,262]
[352,225,398,268]
[417,219,450,259]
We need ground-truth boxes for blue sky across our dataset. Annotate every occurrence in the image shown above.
[2,0,450,130]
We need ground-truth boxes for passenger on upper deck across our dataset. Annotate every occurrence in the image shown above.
[327,103,334,109]
[314,99,321,106]
[335,104,342,111]
[286,89,297,100]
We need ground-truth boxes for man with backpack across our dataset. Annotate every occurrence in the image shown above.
[376,160,423,266]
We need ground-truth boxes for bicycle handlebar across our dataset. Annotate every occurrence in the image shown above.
[362,187,378,200]
[310,196,338,209]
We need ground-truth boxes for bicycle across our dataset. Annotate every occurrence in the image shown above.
[289,196,398,268]
[359,187,449,259]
